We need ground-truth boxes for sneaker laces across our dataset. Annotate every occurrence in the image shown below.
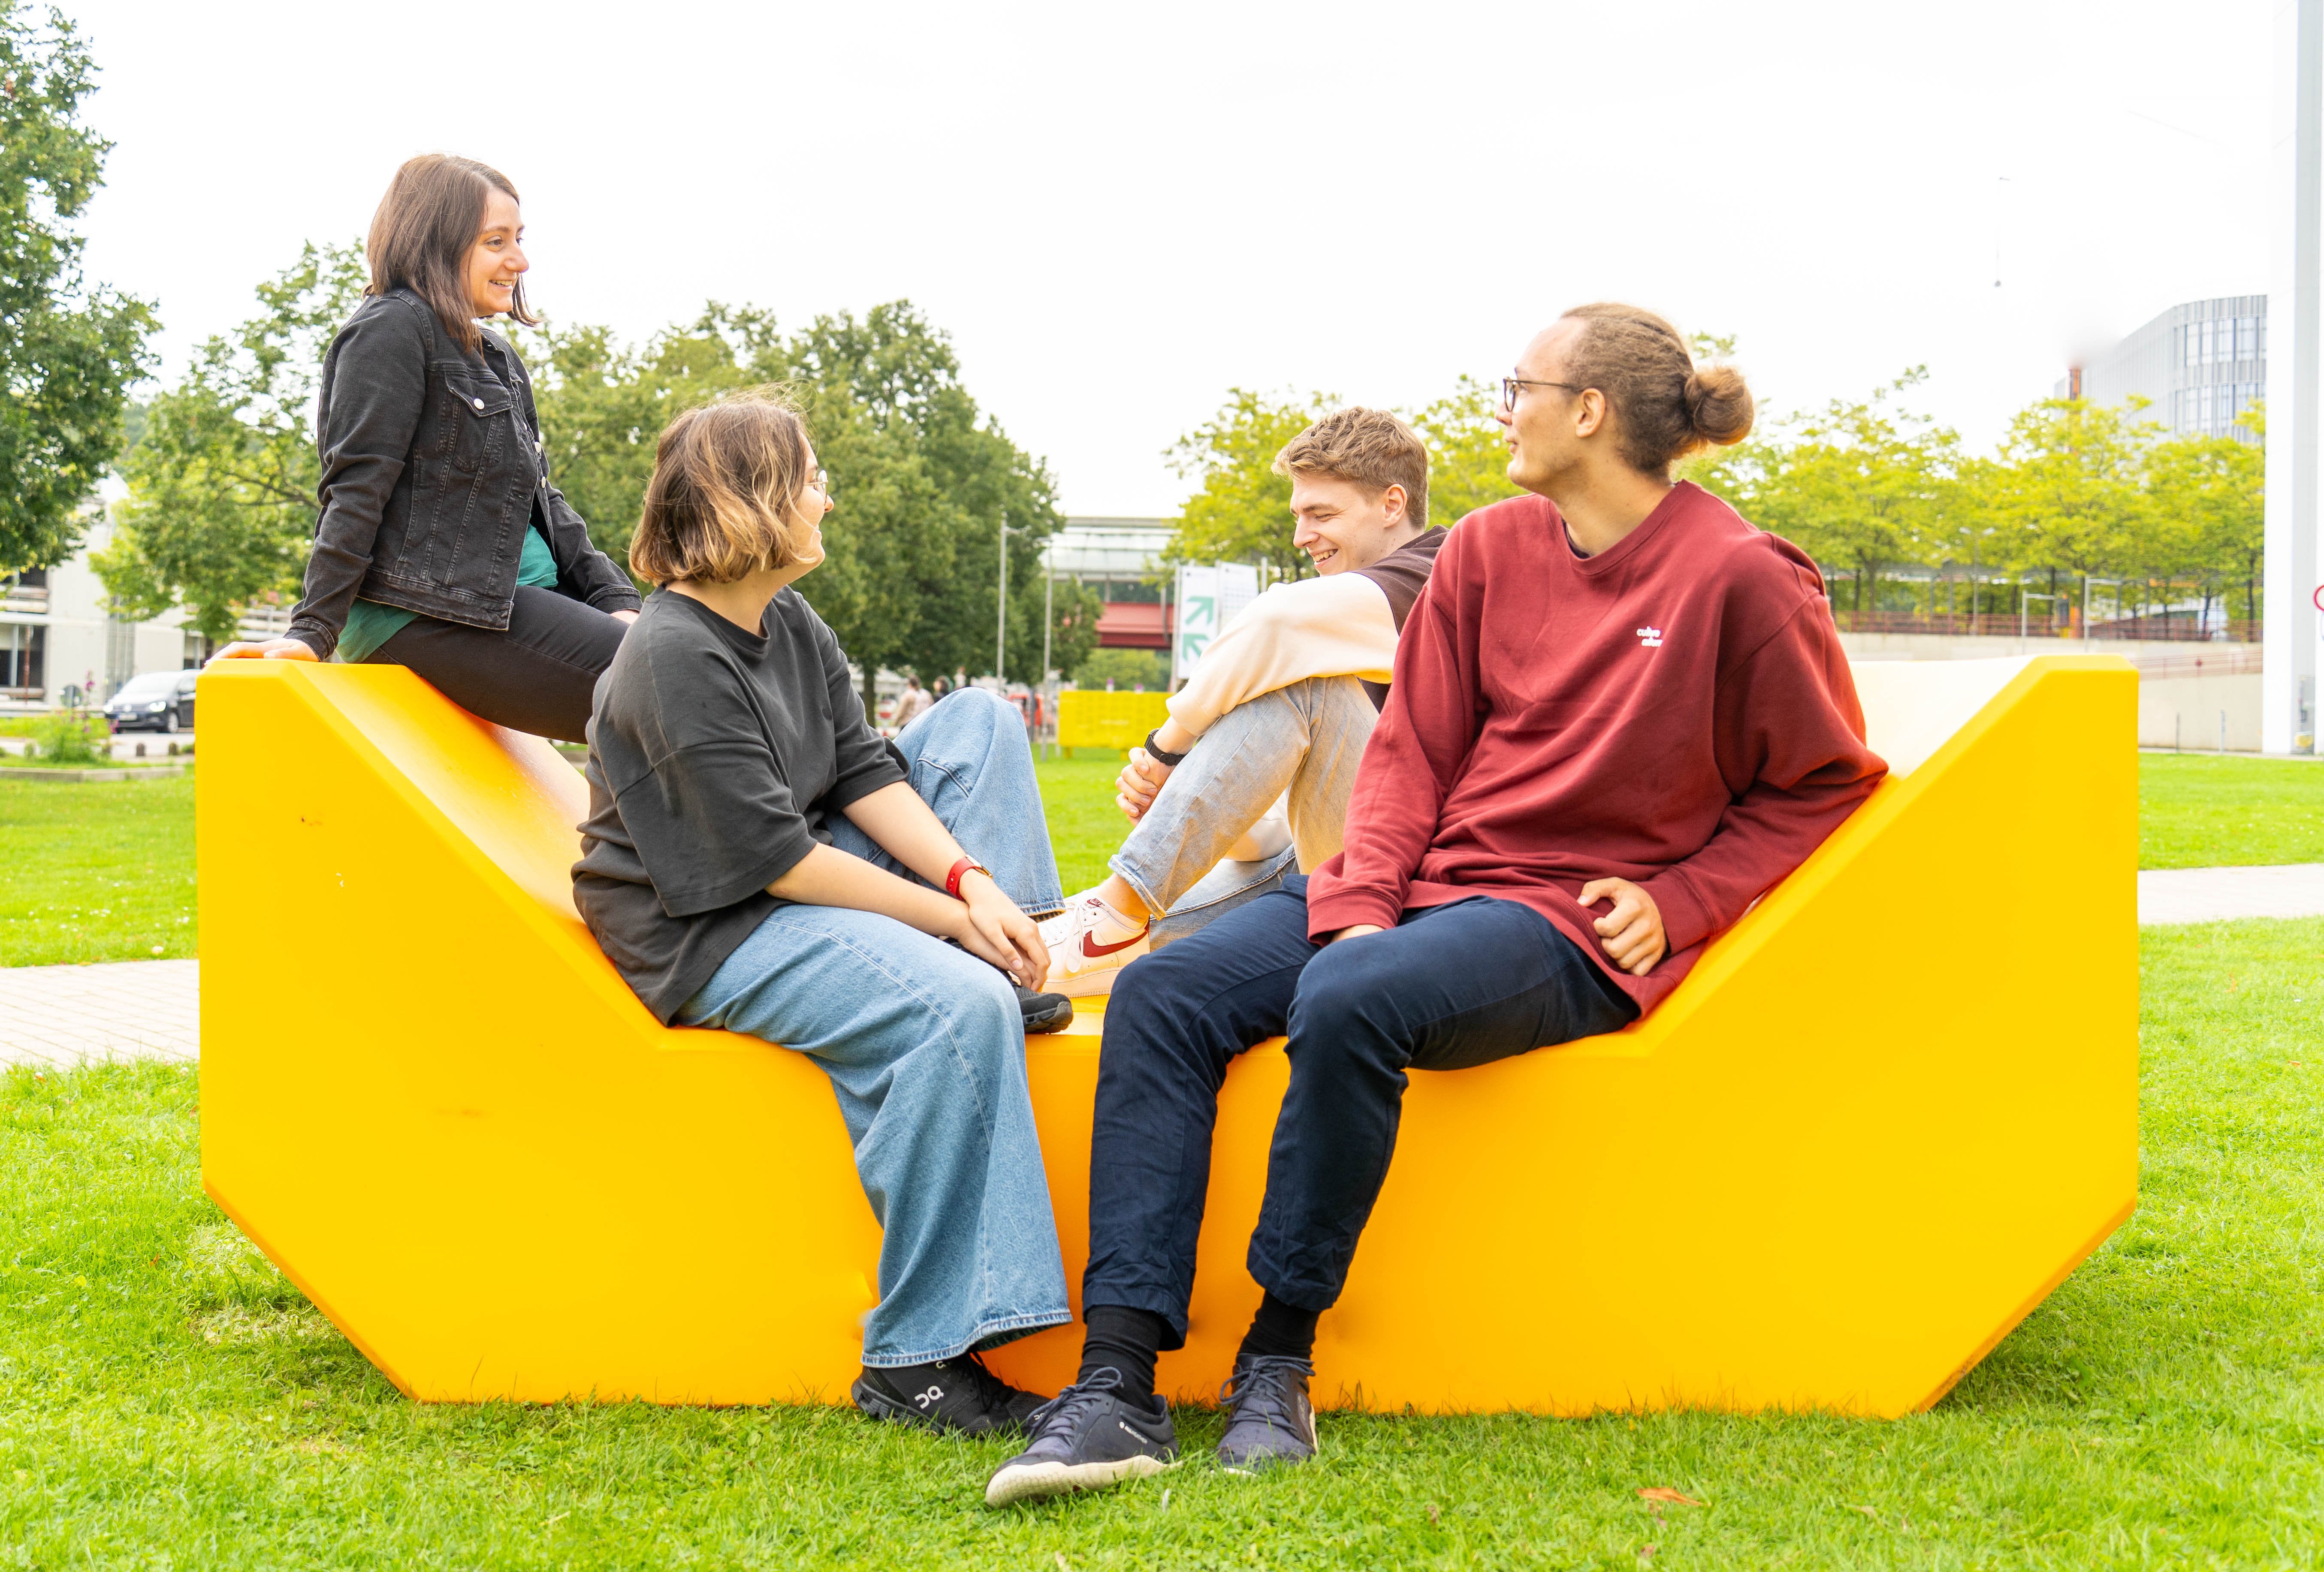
[1023,1365,1128,1441]
[952,1350,1023,1412]
[1219,1355,1313,1428]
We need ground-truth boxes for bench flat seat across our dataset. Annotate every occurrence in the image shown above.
[197,654,2134,1415]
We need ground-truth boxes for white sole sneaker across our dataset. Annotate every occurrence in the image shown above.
[1038,896,1152,998]
[984,1452,1174,1508]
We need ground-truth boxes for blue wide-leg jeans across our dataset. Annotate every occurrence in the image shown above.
[1082,876,1639,1343]
[677,687,1070,1365]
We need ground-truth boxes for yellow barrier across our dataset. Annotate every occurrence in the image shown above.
[198,655,2135,1415]
[1055,688,1169,753]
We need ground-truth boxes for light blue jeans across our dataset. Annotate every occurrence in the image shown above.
[676,687,1070,1366]
[1110,676,1379,948]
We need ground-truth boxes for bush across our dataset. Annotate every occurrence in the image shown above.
[28,715,109,764]
[1072,648,1171,692]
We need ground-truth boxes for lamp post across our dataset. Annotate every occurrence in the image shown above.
[2019,591,2057,655]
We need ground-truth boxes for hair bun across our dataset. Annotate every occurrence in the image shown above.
[1683,363,1755,447]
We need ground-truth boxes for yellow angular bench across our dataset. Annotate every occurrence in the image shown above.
[197,653,2135,1416]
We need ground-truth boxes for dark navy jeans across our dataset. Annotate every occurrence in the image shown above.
[1083,876,1638,1342]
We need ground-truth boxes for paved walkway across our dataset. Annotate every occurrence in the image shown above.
[2137,864,2324,925]
[0,959,200,1068]
[3,870,2318,1068]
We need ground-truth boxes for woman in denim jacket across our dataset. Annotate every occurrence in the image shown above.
[211,154,640,741]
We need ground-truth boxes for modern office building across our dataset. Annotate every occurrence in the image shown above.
[2056,295,2265,444]
[1045,516,1175,649]
[1,518,205,710]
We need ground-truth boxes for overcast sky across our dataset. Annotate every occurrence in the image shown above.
[66,0,2268,517]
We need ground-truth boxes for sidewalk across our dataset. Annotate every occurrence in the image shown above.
[2137,864,2324,925]
[0,959,200,1069]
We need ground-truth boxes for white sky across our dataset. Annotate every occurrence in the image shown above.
[68,0,2268,517]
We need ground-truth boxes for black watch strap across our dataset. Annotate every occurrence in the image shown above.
[1144,728,1188,767]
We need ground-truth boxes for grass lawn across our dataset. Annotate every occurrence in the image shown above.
[0,772,196,968]
[2,918,2317,1567]
[2140,754,2324,869]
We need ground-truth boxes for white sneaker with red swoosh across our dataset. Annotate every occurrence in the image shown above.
[1037,893,1152,998]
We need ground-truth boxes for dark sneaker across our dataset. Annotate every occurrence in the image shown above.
[852,1353,1047,1437]
[1015,982,1075,1034]
[1216,1355,1317,1473]
[984,1366,1177,1507]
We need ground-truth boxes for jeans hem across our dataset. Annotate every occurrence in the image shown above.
[860,1308,1073,1367]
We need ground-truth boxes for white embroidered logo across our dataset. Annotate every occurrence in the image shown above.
[914,1385,944,1409]
[1636,626,1664,648]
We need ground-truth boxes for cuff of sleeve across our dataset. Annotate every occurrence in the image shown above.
[1304,878,1403,941]
[820,762,909,816]
[1638,870,1715,956]
[589,585,643,613]
[286,625,335,661]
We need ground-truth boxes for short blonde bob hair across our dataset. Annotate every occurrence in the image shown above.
[629,389,818,586]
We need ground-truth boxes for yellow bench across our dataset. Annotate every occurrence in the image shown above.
[197,654,2134,1415]
[1055,688,1169,753]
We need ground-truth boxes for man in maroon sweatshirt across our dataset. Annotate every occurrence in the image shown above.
[985,304,1888,1509]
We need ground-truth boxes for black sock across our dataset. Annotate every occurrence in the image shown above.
[1077,1304,1168,1404]
[1236,1290,1320,1365]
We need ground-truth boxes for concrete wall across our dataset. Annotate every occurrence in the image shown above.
[2140,673,2264,752]
[1,519,201,710]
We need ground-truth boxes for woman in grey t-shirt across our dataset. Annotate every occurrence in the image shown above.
[574,392,1076,1441]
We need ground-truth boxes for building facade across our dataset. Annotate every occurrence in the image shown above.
[1045,516,1176,649]
[2058,295,2266,444]
[2,520,205,711]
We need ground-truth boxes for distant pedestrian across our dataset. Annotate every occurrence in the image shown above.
[893,676,933,727]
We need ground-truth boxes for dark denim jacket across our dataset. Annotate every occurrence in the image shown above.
[285,288,639,658]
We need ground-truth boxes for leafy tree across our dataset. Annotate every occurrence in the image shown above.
[2146,407,2264,629]
[1409,375,1523,525]
[99,243,365,641]
[1748,370,1958,614]
[1979,396,2157,615]
[0,6,156,572]
[1074,648,1169,691]
[1161,388,1333,581]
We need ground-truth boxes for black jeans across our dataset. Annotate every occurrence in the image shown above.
[1084,876,1638,1342]
[368,585,627,743]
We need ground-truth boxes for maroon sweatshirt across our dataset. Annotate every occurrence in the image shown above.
[1305,482,1887,1013]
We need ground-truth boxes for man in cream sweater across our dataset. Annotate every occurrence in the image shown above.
[1040,407,1447,995]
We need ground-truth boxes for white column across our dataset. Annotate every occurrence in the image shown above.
[2267,0,2323,753]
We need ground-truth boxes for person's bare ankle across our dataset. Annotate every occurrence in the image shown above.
[1097,877,1151,925]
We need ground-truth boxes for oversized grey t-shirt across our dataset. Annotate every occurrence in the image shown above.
[572,587,907,1021]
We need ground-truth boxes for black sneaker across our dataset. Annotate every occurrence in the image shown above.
[852,1353,1047,1437]
[1216,1355,1317,1473]
[1016,982,1075,1034]
[983,1366,1177,1507]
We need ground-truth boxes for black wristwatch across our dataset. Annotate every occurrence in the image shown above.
[1143,729,1188,767]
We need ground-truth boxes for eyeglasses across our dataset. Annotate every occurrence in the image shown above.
[1501,375,1585,410]
[812,468,830,496]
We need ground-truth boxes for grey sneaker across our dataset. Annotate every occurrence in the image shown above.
[984,1367,1178,1507]
[852,1353,1046,1437]
[1216,1355,1317,1473]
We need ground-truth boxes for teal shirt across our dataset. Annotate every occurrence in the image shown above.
[335,524,559,664]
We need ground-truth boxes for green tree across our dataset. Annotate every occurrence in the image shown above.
[1409,375,1523,525]
[1749,370,1958,614]
[99,243,365,641]
[1161,388,1333,581]
[0,6,156,572]
[2146,407,2264,630]
[1976,396,2158,626]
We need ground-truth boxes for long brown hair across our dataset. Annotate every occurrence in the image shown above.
[365,154,536,352]
[1560,303,1754,478]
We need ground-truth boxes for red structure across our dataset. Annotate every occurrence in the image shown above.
[1096,602,1173,650]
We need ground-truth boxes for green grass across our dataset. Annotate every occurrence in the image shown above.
[0,773,196,967]
[2141,754,2324,869]
[1039,750,1133,893]
[3,919,2319,1567]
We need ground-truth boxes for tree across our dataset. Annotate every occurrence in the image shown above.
[2146,406,2263,630]
[1749,371,1958,615]
[0,6,156,572]
[99,243,365,641]
[1409,375,1523,525]
[1980,396,2157,620]
[1162,388,1333,582]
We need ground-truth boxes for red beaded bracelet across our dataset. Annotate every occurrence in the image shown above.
[945,856,991,900]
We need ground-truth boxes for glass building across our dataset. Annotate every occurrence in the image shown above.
[2056,295,2264,444]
